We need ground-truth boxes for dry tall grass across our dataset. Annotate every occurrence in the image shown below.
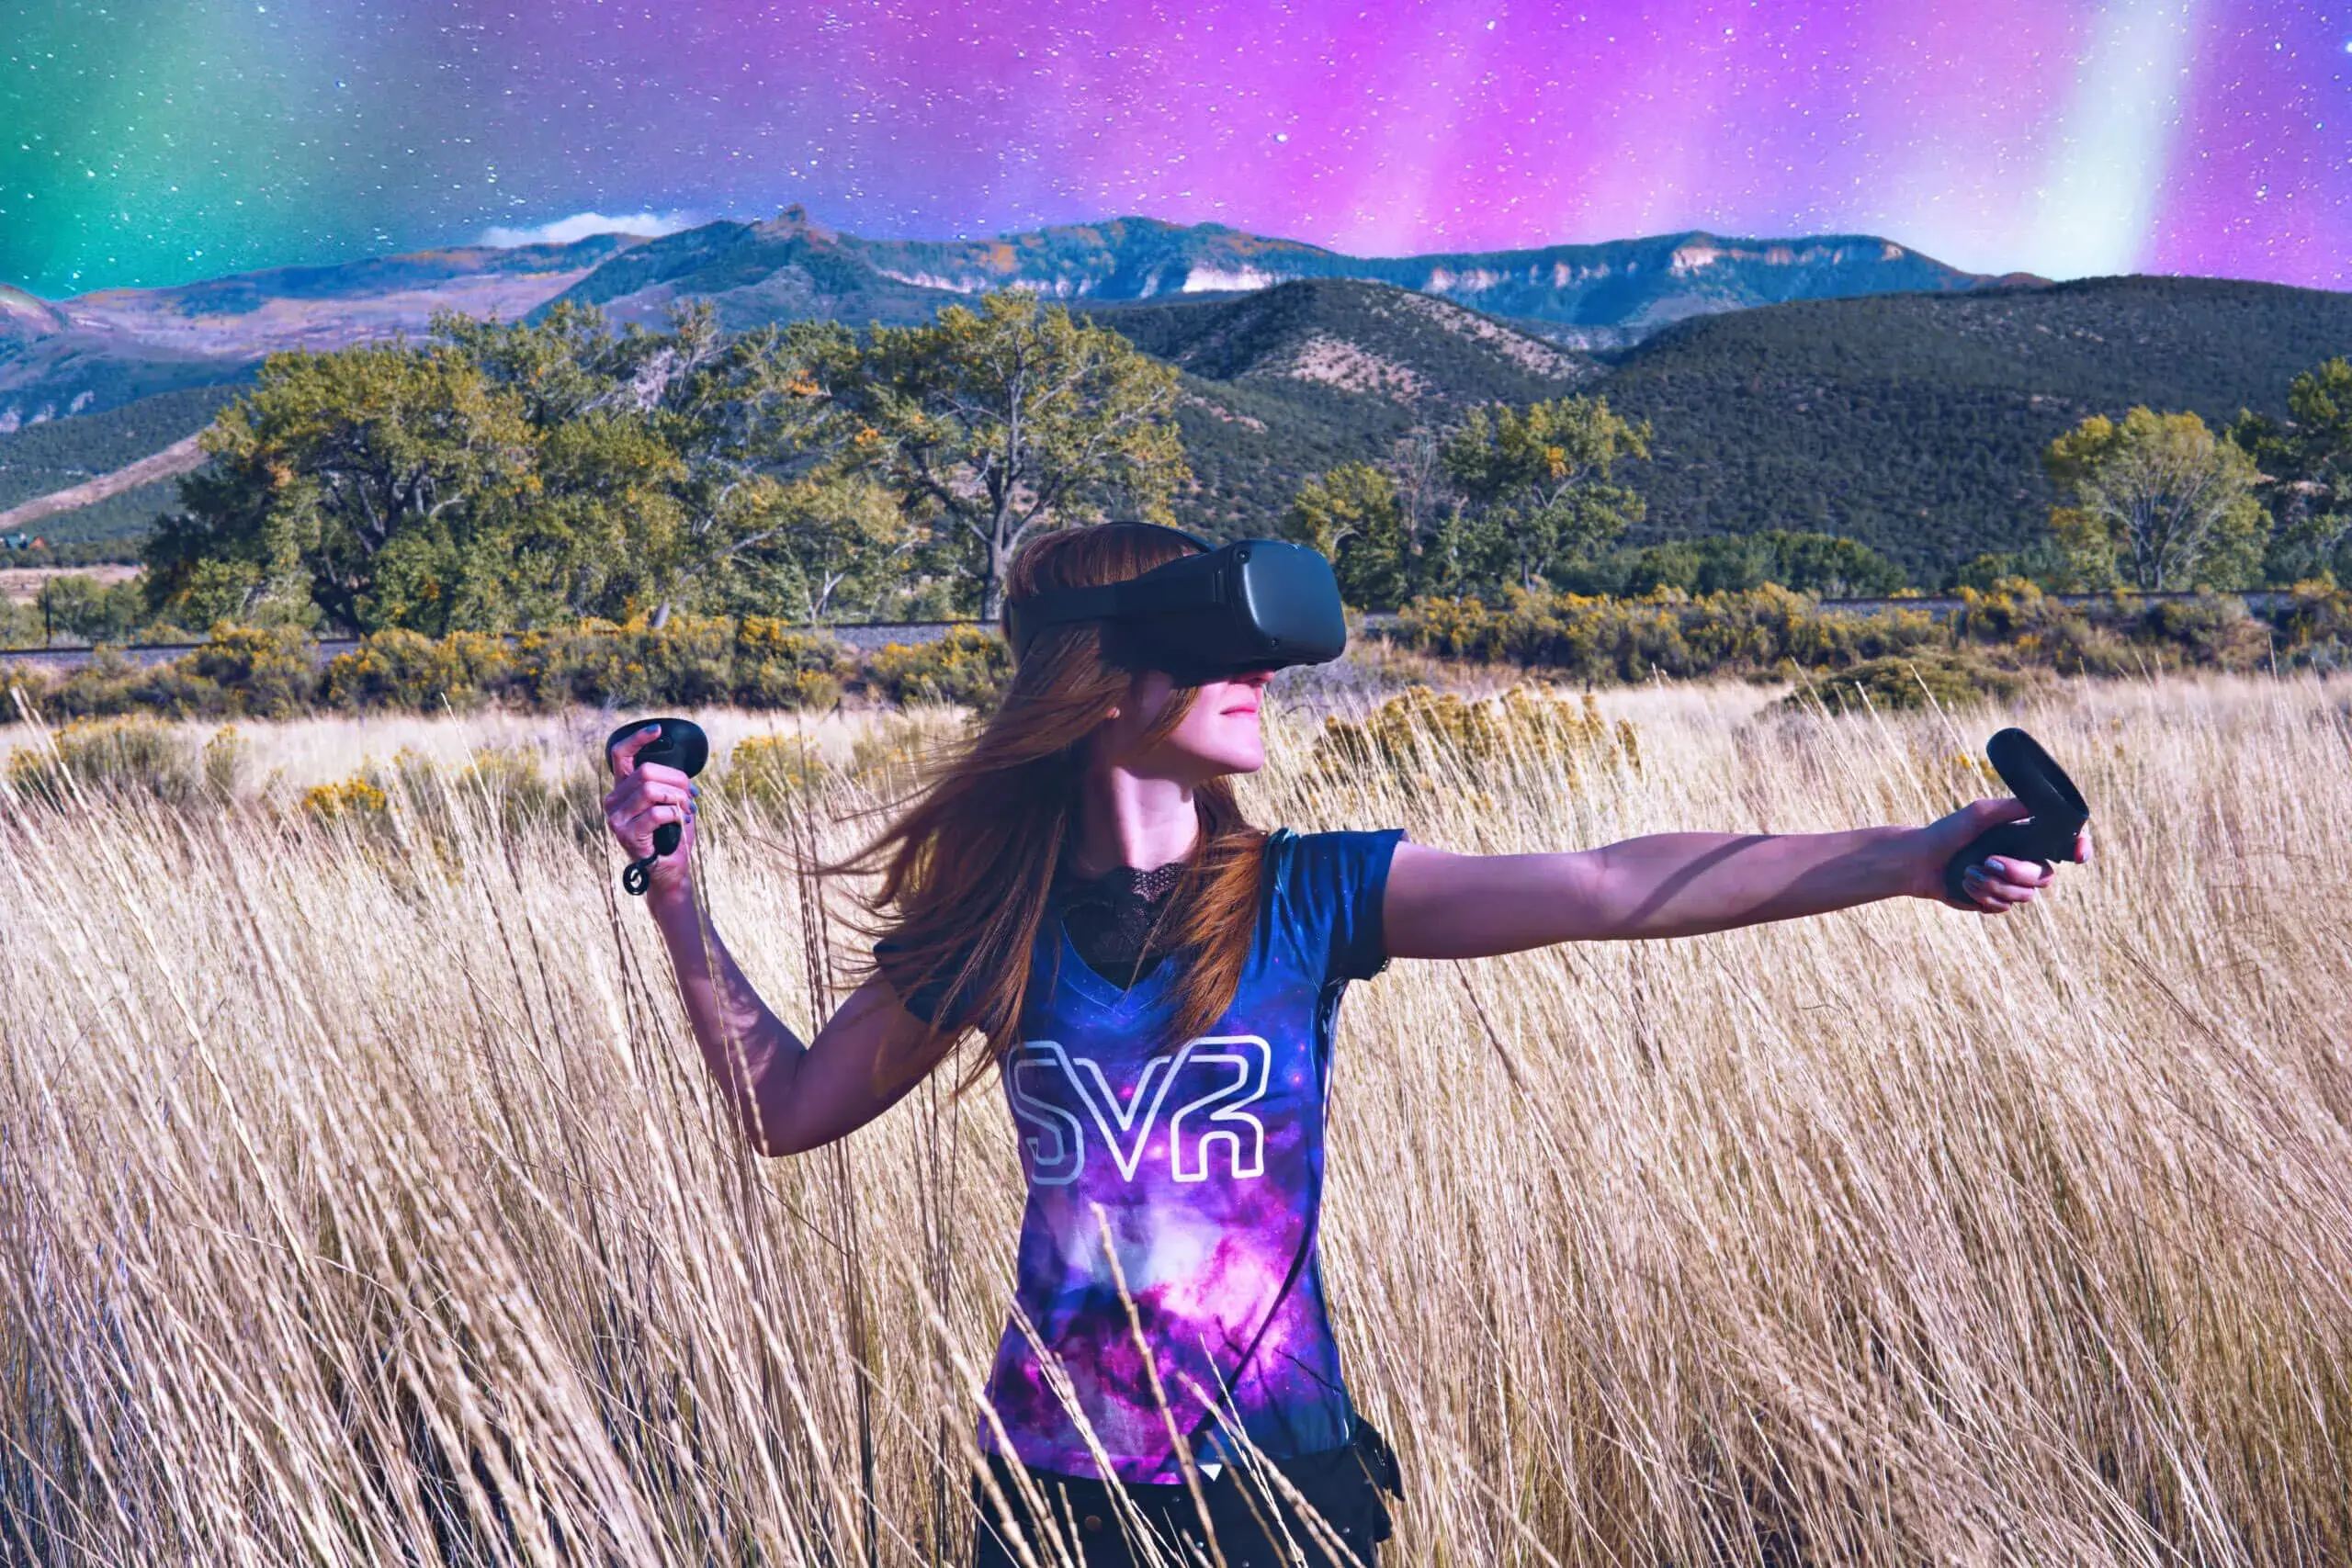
[2,673,2348,1566]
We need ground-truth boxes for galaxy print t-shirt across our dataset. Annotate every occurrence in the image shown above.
[980,827,1403,1484]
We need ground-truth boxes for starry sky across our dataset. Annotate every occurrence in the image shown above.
[3,0,2346,299]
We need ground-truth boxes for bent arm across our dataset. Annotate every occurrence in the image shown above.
[1384,798,2086,960]
[648,885,934,1156]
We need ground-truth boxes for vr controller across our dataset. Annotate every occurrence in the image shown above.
[605,716,709,896]
[1943,728,2090,907]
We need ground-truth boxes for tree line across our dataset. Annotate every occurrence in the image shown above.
[1293,361,2352,608]
[8,293,2349,648]
[132,293,1187,637]
[113,294,1697,637]
[1952,359,2352,593]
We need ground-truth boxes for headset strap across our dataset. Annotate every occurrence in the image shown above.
[1004,529,1224,656]
[1012,582,1125,630]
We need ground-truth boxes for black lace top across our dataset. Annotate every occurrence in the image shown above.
[1051,858,1190,990]
[875,857,1196,1024]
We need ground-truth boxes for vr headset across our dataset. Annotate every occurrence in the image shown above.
[1004,531,1348,682]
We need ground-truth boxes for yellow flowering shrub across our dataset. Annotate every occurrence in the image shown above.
[718,734,832,808]
[862,626,1011,710]
[1314,684,1639,784]
[302,775,390,824]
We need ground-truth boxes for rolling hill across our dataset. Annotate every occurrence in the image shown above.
[0,383,251,547]
[1597,275,2352,576]
[1077,279,1597,536]
[0,234,646,431]
[4,225,2346,583]
[1062,273,2352,573]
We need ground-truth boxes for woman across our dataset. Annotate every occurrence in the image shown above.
[601,524,2086,1567]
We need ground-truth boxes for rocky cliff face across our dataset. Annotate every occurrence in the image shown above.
[546,209,2012,341]
[838,220,2014,332]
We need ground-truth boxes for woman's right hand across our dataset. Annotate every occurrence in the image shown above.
[604,723,699,901]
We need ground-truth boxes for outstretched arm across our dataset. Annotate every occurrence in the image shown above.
[606,726,934,1156]
[646,897,933,1156]
[1384,797,2091,961]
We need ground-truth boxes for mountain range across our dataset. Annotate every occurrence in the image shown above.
[0,207,2022,432]
[4,209,2348,583]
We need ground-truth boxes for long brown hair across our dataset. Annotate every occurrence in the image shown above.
[843,524,1268,1090]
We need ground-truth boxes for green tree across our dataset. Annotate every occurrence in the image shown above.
[1951,540,2073,593]
[2232,357,2352,584]
[447,300,861,625]
[435,299,671,425]
[1750,531,1907,596]
[1283,463,1410,609]
[143,341,537,634]
[35,573,146,643]
[475,404,685,628]
[2043,408,2267,591]
[1413,498,1506,600]
[639,307,865,623]
[1440,396,1651,591]
[853,292,1190,619]
[144,301,865,634]
[706,474,919,625]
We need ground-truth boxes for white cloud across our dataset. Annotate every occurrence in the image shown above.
[475,210,697,248]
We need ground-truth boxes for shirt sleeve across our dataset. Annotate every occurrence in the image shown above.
[1280,828,1407,984]
[872,937,975,1029]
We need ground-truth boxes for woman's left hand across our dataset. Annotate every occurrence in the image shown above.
[1909,798,2093,914]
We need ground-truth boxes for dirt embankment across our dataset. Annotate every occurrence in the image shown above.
[0,434,207,534]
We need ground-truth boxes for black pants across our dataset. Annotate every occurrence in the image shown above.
[970,1427,1397,1568]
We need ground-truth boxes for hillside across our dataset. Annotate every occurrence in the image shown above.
[1080,279,1596,536]
[0,478,181,552]
[1600,275,2352,576]
[0,380,251,543]
[10,272,2350,583]
[536,209,953,331]
[0,434,207,536]
[0,234,644,429]
[1082,275,2352,566]
[0,383,245,501]
[0,284,72,342]
[836,216,2013,334]
[1086,277,1592,389]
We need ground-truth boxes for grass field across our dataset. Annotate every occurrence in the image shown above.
[2,671,2347,1565]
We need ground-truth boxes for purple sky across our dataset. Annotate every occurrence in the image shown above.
[5,0,2346,295]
